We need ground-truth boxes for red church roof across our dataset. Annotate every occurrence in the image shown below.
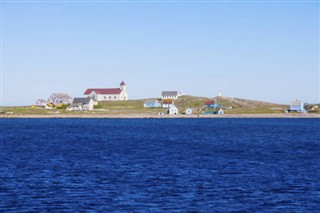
[84,88,121,95]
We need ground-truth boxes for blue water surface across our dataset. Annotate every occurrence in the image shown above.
[1,118,320,212]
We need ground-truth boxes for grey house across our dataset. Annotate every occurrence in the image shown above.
[48,93,73,105]
[68,98,94,111]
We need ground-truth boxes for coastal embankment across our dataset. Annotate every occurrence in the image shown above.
[1,114,319,119]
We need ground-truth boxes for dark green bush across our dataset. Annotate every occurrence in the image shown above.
[94,104,102,109]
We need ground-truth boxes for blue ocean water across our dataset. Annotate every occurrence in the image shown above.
[0,118,319,212]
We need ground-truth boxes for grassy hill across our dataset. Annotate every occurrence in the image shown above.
[2,96,318,115]
[96,95,282,115]
[216,96,288,114]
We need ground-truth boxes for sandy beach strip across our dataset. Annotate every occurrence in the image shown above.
[1,114,319,119]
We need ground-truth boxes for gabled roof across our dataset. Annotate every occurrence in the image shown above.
[84,88,121,95]
[73,97,92,104]
[36,99,46,103]
[204,100,215,105]
[162,91,178,97]
[144,99,158,104]
[170,105,178,109]
[291,100,303,105]
[52,93,72,99]
[120,81,126,86]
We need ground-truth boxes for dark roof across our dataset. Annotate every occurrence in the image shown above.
[162,91,178,97]
[120,81,126,86]
[73,97,92,104]
[144,99,158,104]
[84,88,121,95]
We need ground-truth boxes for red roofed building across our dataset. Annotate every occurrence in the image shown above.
[84,81,128,101]
[162,99,174,108]
[204,100,215,106]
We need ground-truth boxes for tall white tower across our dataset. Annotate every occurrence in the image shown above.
[120,81,128,100]
[218,90,222,97]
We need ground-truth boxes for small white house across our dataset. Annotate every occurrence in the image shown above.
[168,105,179,115]
[48,93,73,105]
[217,108,224,115]
[290,100,307,113]
[68,97,94,111]
[184,108,192,115]
[35,99,47,107]
[163,100,174,108]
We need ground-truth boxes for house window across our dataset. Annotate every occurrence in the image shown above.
[109,96,111,99]
[104,96,106,99]
[114,96,116,99]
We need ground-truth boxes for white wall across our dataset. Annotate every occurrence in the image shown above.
[162,95,178,100]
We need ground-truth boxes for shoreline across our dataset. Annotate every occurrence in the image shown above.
[1,114,319,119]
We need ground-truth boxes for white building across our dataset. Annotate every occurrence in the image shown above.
[290,100,307,113]
[184,108,192,115]
[168,105,179,115]
[35,99,47,107]
[161,91,182,100]
[47,93,73,105]
[68,97,95,111]
[84,81,128,101]
[163,99,174,108]
[217,108,224,115]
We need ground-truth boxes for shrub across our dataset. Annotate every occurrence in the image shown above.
[55,104,70,109]
[94,104,102,109]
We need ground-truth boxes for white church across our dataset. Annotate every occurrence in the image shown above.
[84,81,128,101]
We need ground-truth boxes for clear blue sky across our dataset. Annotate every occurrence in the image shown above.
[1,0,319,106]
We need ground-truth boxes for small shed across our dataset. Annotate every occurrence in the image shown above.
[144,99,161,108]
[168,105,179,115]
[184,108,192,115]
[217,108,224,115]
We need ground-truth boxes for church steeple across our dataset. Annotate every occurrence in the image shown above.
[120,81,126,92]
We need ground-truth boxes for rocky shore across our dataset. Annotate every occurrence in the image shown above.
[1,114,319,119]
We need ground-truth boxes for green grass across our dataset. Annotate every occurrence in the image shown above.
[1,96,318,115]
